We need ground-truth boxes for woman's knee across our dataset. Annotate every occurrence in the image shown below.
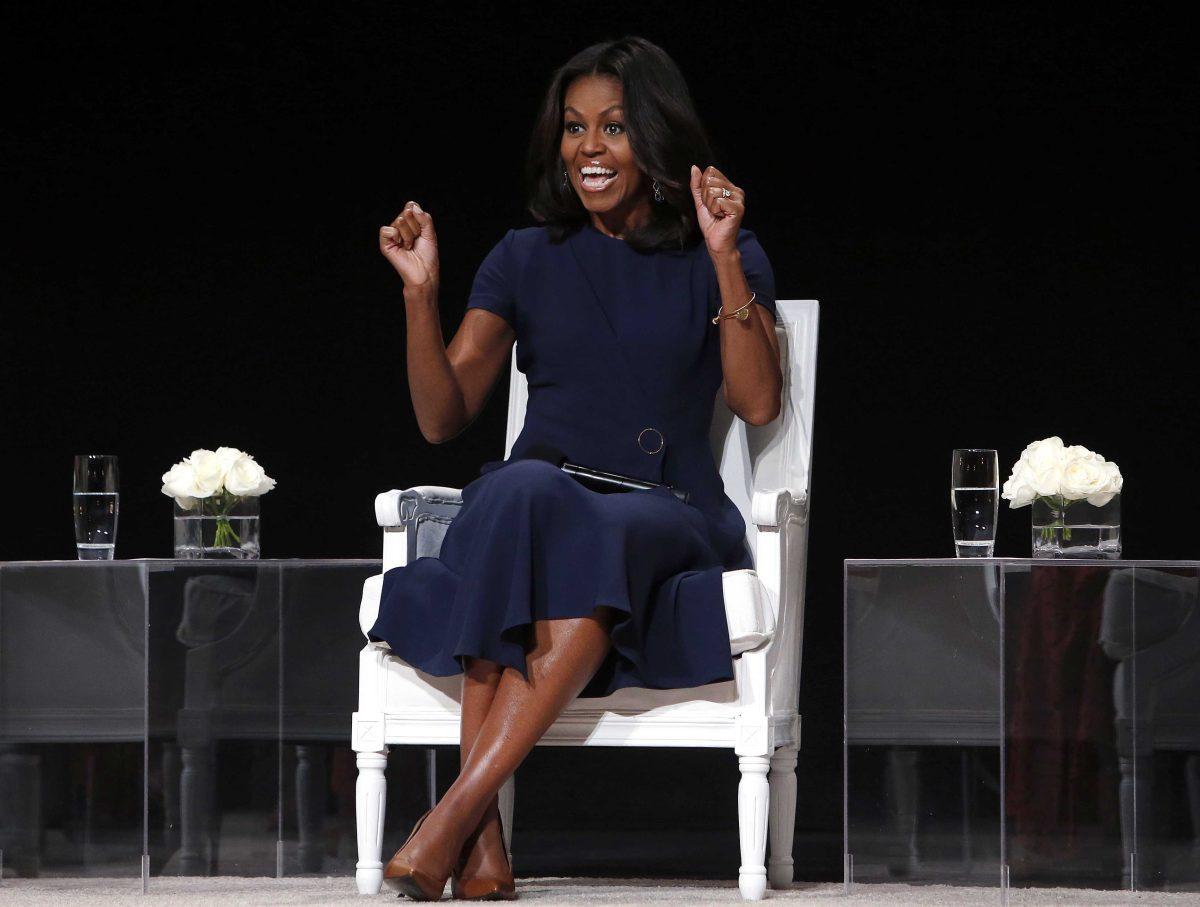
[463,655,504,685]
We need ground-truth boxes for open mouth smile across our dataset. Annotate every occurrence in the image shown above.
[579,164,617,192]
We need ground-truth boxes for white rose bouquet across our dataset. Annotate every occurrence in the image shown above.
[162,447,276,550]
[1001,436,1123,542]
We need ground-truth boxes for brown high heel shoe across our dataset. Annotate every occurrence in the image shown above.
[383,808,451,901]
[451,809,518,900]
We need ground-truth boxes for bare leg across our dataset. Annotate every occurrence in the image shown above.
[457,656,507,878]
[393,606,618,879]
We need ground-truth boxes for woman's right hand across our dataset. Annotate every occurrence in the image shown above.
[379,201,440,290]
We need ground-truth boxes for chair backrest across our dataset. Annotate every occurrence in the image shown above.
[504,300,819,560]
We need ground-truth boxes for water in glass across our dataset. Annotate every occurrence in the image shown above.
[73,493,119,558]
[73,454,119,559]
[951,449,998,557]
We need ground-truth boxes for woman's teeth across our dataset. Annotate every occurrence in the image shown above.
[580,166,617,191]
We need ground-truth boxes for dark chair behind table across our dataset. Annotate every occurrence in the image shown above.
[156,563,374,876]
[1101,567,1200,888]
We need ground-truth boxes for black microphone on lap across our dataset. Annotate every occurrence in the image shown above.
[520,444,690,505]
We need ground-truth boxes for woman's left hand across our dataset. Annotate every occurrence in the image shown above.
[689,164,744,256]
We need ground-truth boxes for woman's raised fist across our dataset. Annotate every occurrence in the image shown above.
[379,201,439,290]
[689,165,744,257]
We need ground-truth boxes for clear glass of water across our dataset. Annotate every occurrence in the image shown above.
[73,454,119,559]
[951,448,998,557]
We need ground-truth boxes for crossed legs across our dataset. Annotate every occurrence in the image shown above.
[392,606,620,883]
[455,656,506,879]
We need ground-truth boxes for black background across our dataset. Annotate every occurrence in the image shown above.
[3,1,1195,879]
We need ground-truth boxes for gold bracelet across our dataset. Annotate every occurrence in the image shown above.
[711,291,756,325]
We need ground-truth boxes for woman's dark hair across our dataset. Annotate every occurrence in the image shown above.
[525,36,716,252]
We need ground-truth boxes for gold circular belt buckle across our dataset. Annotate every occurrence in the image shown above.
[638,427,664,455]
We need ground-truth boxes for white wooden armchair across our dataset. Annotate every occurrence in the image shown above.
[353,299,818,900]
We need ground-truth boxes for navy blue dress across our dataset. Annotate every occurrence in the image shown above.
[369,222,777,698]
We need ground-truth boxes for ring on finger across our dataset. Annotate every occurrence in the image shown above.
[721,187,731,198]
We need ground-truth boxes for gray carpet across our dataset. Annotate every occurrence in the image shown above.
[1,877,1199,906]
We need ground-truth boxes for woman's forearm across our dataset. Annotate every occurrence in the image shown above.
[403,284,470,443]
[713,250,782,425]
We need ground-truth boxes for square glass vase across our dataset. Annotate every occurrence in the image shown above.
[1031,493,1121,559]
[173,494,261,559]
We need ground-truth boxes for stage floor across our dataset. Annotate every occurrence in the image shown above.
[2,877,1199,906]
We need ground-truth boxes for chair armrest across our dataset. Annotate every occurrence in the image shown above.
[377,486,466,570]
[751,488,808,529]
[724,568,776,654]
[359,574,385,640]
[375,486,464,527]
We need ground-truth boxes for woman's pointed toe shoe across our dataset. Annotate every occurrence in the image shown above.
[450,812,518,900]
[383,808,450,901]
[451,875,518,901]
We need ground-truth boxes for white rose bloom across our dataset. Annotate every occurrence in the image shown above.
[1063,444,1103,463]
[214,446,244,474]
[1004,437,1123,507]
[161,461,201,508]
[1017,436,1067,497]
[225,454,272,496]
[1086,460,1124,507]
[1027,463,1064,497]
[1001,460,1038,508]
[188,449,227,497]
[1022,436,1066,472]
[254,473,277,496]
[1060,456,1111,501]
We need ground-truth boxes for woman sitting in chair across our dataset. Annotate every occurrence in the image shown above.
[370,35,781,901]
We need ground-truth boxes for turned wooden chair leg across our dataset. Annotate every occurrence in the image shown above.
[498,774,515,868]
[738,754,770,901]
[768,744,797,889]
[179,743,215,875]
[296,744,328,874]
[355,750,388,895]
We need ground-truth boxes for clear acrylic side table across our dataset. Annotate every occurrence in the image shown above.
[0,559,379,888]
[844,558,1200,900]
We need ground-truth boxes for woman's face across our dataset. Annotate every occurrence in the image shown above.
[560,74,648,222]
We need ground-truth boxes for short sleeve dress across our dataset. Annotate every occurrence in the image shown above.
[368,221,777,699]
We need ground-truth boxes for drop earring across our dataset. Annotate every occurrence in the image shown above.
[561,166,569,189]
[652,178,664,203]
